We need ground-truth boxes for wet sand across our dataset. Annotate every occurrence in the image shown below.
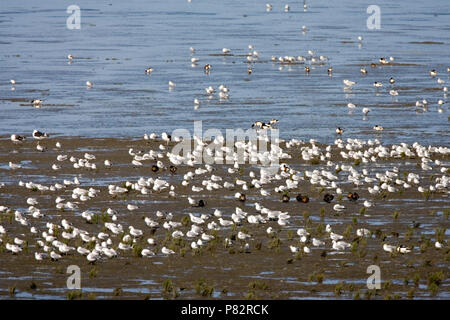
[0,135,448,299]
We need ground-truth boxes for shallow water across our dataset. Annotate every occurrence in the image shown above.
[0,0,449,144]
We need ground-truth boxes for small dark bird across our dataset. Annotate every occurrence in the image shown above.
[347,192,359,201]
[327,67,333,75]
[151,165,159,172]
[296,194,303,202]
[248,67,252,75]
[282,194,290,203]
[389,77,395,84]
[239,194,246,202]
[169,165,177,173]
[300,195,309,203]
[370,63,377,68]
[204,64,211,73]
[323,193,334,203]
[305,66,310,73]
[197,200,205,207]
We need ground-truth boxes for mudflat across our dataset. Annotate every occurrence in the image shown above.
[0,136,448,299]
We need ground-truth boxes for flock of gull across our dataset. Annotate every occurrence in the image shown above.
[1,128,449,264]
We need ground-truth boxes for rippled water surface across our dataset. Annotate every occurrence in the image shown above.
[0,0,449,143]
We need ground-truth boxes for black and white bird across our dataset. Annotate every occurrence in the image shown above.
[270,119,278,125]
[11,134,25,143]
[373,125,384,131]
[33,130,49,140]
[373,82,383,88]
[252,119,277,130]
[36,143,46,152]
[379,57,389,65]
